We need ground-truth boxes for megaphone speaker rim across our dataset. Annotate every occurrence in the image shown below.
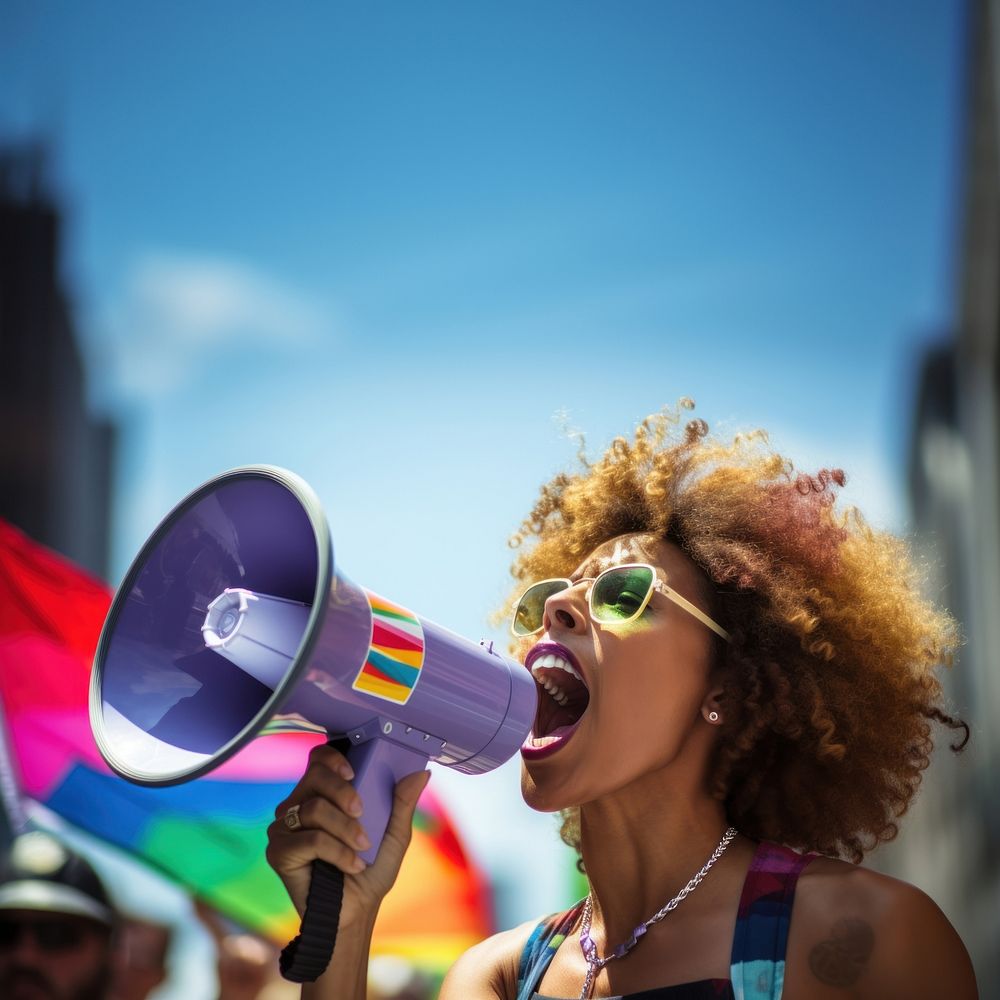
[89,465,333,786]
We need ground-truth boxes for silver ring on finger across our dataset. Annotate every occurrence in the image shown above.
[283,803,303,831]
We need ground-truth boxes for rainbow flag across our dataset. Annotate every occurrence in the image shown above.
[0,518,492,969]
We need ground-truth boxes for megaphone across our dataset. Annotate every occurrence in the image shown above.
[89,466,537,977]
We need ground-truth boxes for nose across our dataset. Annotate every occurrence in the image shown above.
[543,582,589,634]
[5,928,45,966]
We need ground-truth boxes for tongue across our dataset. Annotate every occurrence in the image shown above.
[528,723,578,747]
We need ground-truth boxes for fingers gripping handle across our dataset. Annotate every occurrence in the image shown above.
[279,738,430,982]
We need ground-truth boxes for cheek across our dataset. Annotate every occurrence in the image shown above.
[604,684,694,757]
[57,943,109,991]
[600,649,707,742]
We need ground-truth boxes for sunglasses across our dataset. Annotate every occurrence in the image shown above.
[0,917,95,952]
[511,562,731,642]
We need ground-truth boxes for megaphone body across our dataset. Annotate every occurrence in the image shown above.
[89,466,537,864]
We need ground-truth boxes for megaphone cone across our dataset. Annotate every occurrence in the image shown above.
[90,466,536,908]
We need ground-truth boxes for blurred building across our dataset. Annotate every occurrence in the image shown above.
[0,142,115,578]
[885,0,1000,992]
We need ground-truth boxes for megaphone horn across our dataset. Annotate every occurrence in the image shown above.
[89,466,537,979]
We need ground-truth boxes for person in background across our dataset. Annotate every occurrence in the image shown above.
[110,918,171,1000]
[366,955,432,1000]
[0,830,117,1000]
[196,900,290,1000]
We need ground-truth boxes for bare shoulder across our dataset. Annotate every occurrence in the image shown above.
[784,856,978,999]
[438,919,538,1000]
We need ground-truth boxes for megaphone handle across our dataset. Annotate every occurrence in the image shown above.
[279,736,430,983]
[346,735,433,865]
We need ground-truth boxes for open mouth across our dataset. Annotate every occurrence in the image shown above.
[521,642,590,759]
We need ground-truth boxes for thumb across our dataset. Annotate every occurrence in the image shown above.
[382,768,431,849]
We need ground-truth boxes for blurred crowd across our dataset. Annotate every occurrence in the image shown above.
[0,830,434,1000]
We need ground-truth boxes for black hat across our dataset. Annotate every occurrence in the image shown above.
[0,831,114,926]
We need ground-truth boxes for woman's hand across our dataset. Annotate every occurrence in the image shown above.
[265,743,430,928]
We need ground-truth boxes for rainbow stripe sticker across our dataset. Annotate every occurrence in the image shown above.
[353,591,426,705]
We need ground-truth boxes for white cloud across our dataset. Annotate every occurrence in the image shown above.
[98,253,333,397]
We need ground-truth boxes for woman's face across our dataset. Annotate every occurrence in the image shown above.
[519,532,721,813]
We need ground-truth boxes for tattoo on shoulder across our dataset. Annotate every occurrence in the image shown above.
[808,917,876,988]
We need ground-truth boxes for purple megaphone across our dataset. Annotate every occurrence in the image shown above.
[89,467,537,975]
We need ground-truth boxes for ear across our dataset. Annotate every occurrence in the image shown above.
[701,686,725,725]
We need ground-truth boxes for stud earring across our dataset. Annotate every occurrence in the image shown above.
[708,711,720,723]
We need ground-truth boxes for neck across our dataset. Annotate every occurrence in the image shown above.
[577,767,734,947]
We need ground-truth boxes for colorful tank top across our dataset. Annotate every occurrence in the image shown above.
[517,841,815,1000]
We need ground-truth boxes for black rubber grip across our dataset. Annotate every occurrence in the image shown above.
[279,858,345,982]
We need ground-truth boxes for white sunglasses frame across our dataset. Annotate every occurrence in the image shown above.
[511,562,732,642]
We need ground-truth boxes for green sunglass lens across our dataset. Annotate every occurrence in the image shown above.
[513,580,569,636]
[591,566,654,623]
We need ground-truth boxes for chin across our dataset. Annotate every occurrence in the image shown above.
[520,760,576,813]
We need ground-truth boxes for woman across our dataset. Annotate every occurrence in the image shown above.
[266,404,978,999]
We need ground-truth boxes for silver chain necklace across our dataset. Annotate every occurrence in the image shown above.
[577,826,738,1000]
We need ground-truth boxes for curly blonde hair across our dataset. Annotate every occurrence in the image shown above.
[507,401,967,863]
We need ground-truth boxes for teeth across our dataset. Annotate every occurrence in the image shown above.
[530,654,584,685]
[538,677,571,706]
[530,651,587,709]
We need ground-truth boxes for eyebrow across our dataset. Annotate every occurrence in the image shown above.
[569,562,600,583]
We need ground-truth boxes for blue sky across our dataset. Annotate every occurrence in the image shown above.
[2,0,969,989]
[3,2,967,565]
